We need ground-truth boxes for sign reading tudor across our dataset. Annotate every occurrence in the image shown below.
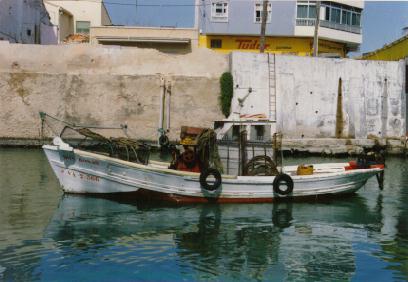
[236,39,270,50]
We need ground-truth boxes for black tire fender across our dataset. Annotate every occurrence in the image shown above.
[200,168,222,191]
[273,173,294,195]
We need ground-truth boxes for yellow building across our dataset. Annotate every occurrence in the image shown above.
[361,33,408,61]
[199,35,347,57]
[198,0,364,58]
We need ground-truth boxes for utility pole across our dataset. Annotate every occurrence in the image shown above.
[135,0,138,25]
[259,0,268,53]
[312,1,321,57]
[194,0,200,29]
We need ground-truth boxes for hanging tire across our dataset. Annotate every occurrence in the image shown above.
[159,134,169,147]
[200,168,222,191]
[273,174,294,196]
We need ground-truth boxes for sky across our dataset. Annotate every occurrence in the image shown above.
[104,0,195,28]
[104,0,408,55]
[361,1,408,54]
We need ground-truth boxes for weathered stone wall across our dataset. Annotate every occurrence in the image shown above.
[275,55,406,139]
[229,52,406,140]
[0,42,229,142]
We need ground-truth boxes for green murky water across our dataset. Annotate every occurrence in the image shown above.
[0,148,407,281]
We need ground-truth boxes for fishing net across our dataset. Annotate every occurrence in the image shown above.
[197,128,224,173]
[39,112,150,164]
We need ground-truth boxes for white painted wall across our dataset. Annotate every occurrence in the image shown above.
[229,52,271,120]
[44,2,74,42]
[228,52,406,140]
[44,0,111,33]
[276,56,405,139]
[0,0,54,44]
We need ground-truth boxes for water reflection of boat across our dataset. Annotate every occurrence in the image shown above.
[43,194,380,281]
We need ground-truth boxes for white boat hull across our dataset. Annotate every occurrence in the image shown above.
[43,144,383,203]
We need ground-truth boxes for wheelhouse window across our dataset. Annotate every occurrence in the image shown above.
[254,2,272,23]
[76,21,90,34]
[211,1,229,22]
[232,125,240,140]
[254,125,265,140]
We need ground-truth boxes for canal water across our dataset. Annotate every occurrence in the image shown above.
[0,148,407,281]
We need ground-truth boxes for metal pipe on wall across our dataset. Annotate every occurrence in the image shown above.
[166,80,172,132]
[159,76,165,136]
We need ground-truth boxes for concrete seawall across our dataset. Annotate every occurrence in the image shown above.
[0,42,228,142]
[227,52,407,154]
[0,42,407,155]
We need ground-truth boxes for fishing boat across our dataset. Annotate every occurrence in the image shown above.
[41,113,385,204]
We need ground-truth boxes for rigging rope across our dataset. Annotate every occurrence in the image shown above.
[196,128,224,173]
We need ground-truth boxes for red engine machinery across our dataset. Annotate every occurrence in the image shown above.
[169,126,206,173]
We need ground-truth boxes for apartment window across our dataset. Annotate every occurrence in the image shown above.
[351,13,361,26]
[325,6,330,20]
[210,39,222,48]
[76,21,90,34]
[254,2,272,23]
[308,4,316,19]
[342,10,351,25]
[211,1,228,22]
[297,1,316,19]
[331,7,341,23]
[321,3,362,28]
[297,4,308,18]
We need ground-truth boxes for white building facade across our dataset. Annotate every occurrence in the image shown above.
[44,0,112,43]
[0,0,56,44]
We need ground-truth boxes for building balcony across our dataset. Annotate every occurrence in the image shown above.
[296,19,362,34]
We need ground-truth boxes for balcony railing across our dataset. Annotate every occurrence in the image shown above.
[296,18,316,26]
[320,20,362,34]
[296,19,362,34]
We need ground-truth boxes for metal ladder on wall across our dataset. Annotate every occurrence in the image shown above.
[269,54,277,122]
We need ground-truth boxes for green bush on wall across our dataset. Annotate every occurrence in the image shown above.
[219,72,233,117]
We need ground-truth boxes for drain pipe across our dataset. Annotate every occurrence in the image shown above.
[159,76,166,144]
[165,80,172,132]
